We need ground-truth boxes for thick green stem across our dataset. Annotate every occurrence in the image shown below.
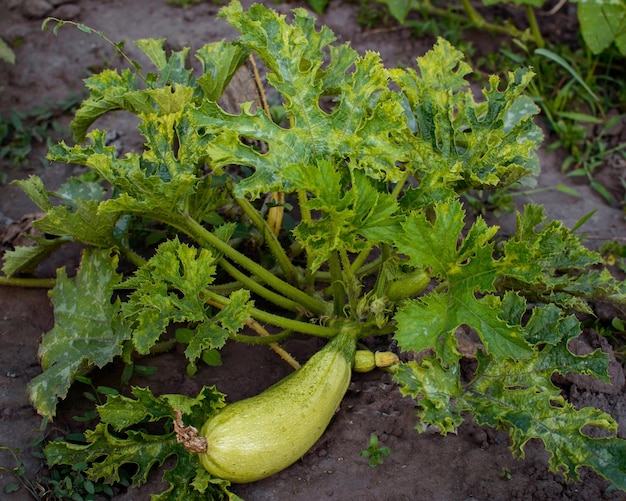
[329,251,346,316]
[298,188,316,285]
[206,280,244,294]
[0,276,56,288]
[351,244,374,274]
[119,246,147,268]
[204,289,338,337]
[373,244,392,297]
[316,254,382,283]
[229,188,299,284]
[218,258,304,312]
[340,248,360,318]
[391,171,410,199]
[229,330,293,345]
[182,213,329,316]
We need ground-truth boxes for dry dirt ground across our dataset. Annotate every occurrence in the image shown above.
[1,1,626,500]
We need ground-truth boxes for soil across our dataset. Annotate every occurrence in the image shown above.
[1,1,626,500]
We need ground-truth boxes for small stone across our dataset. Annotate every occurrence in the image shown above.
[49,0,74,5]
[21,0,53,18]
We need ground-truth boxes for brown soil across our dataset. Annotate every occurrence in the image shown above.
[1,1,626,500]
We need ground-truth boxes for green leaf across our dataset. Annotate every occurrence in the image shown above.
[0,37,15,64]
[1,236,68,278]
[12,175,53,211]
[184,289,253,363]
[577,2,626,56]
[195,40,249,101]
[49,130,202,226]
[497,204,619,312]
[135,38,168,72]
[308,0,330,14]
[70,69,145,142]
[288,160,401,270]
[394,295,626,490]
[391,39,542,200]
[52,177,107,208]
[27,249,130,418]
[534,48,599,103]
[120,237,219,354]
[190,1,410,199]
[376,0,412,23]
[34,200,119,248]
[70,37,202,143]
[394,200,532,363]
[45,386,235,498]
[393,358,464,434]
[137,38,193,86]
[466,300,624,489]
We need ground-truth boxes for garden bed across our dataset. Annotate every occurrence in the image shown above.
[1,1,625,500]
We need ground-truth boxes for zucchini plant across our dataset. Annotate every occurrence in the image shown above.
[2,1,626,498]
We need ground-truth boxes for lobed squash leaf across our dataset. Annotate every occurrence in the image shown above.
[394,292,626,489]
[191,1,411,200]
[497,204,626,312]
[394,200,532,364]
[27,249,130,419]
[45,386,237,499]
[287,160,401,271]
[391,40,542,207]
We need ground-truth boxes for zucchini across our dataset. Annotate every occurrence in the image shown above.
[385,269,430,302]
[353,349,400,372]
[197,329,357,483]
[353,350,376,372]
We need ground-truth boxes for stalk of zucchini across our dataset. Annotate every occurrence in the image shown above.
[190,329,357,483]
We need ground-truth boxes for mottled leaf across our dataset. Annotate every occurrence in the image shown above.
[190,2,410,199]
[120,238,218,354]
[27,249,129,418]
[394,200,531,363]
[44,386,233,497]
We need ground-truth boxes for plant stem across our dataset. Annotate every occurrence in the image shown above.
[228,185,299,284]
[43,19,148,84]
[316,254,382,283]
[524,5,545,48]
[351,244,374,274]
[298,189,317,285]
[0,276,56,288]
[120,245,147,268]
[340,248,360,317]
[218,257,304,312]
[229,330,293,345]
[204,289,338,337]
[459,0,484,25]
[245,323,300,370]
[329,251,346,316]
[182,213,329,316]
[417,0,531,41]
